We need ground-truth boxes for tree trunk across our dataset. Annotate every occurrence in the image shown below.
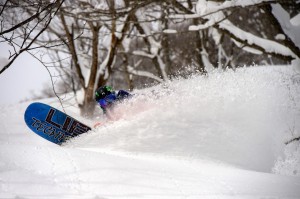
[80,23,101,117]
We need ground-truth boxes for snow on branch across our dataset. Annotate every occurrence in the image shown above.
[188,8,226,31]
[186,1,297,60]
[127,65,164,83]
[170,0,281,20]
[217,19,297,60]
[271,4,300,50]
[132,50,156,59]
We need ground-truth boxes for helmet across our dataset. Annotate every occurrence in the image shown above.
[95,85,115,101]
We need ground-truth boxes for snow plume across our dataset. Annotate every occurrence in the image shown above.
[69,65,300,174]
[273,142,300,176]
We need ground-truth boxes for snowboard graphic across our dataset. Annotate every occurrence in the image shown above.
[24,102,91,145]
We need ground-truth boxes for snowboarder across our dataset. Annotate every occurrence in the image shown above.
[94,85,131,126]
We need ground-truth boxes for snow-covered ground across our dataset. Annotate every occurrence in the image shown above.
[1,65,300,199]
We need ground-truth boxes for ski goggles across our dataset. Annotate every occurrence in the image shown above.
[98,94,117,108]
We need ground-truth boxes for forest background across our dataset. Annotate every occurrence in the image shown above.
[1,0,299,115]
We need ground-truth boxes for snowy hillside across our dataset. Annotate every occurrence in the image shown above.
[1,65,300,199]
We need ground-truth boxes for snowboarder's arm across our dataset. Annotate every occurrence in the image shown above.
[117,90,131,100]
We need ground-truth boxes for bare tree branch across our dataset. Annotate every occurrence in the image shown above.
[0,0,65,74]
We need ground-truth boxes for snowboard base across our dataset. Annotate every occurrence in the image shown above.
[24,102,91,145]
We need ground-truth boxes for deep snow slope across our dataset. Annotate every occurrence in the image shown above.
[1,65,300,199]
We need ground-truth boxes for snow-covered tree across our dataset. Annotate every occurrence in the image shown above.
[184,0,300,68]
[8,0,299,115]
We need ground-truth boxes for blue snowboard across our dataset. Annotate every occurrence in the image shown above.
[24,102,91,145]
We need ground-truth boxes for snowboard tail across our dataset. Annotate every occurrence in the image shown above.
[24,102,91,145]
